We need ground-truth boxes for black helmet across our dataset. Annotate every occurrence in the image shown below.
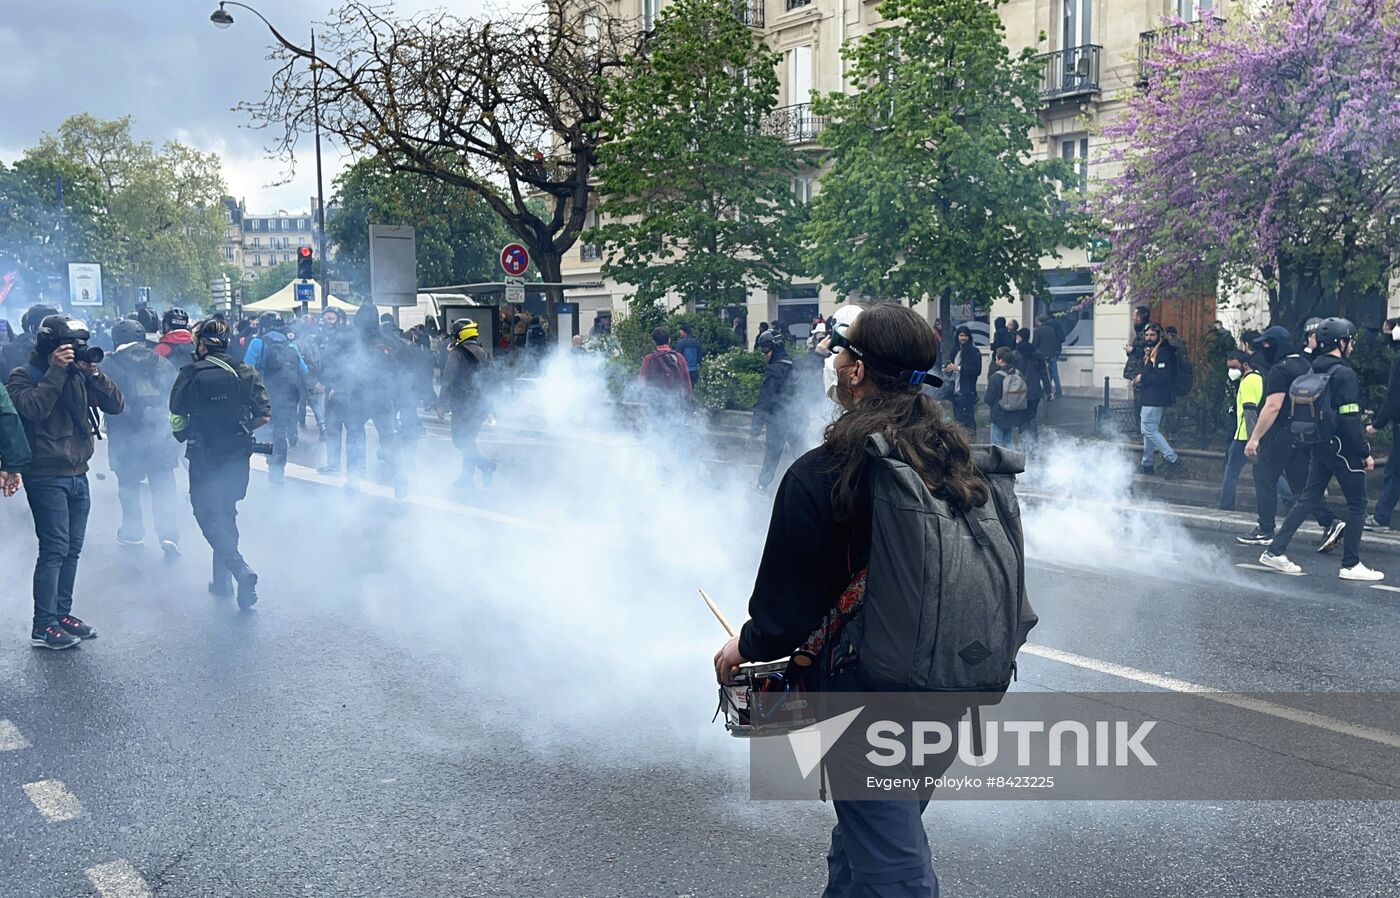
[1304,317,1324,335]
[1315,317,1357,347]
[21,304,59,335]
[756,332,779,352]
[111,320,147,348]
[258,311,284,333]
[35,315,90,356]
[162,307,191,334]
[193,318,231,353]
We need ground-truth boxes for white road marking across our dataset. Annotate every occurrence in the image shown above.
[85,860,154,898]
[21,779,83,822]
[1236,563,1305,575]
[1023,644,1400,750]
[0,719,29,751]
[1371,585,1400,594]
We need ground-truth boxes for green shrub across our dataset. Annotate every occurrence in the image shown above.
[695,349,767,410]
[666,310,741,360]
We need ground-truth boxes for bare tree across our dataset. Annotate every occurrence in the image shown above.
[244,0,640,334]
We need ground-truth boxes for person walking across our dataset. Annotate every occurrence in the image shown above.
[7,315,124,649]
[1259,318,1380,580]
[639,327,693,408]
[1365,317,1400,531]
[984,347,1027,449]
[170,318,271,608]
[1134,323,1184,477]
[943,325,982,435]
[674,324,703,389]
[1218,350,1261,511]
[751,333,800,493]
[1012,327,1046,446]
[440,318,497,496]
[242,313,311,485]
[1033,314,1064,400]
[153,308,197,368]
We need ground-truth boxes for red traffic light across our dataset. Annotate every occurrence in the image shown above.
[299,247,313,258]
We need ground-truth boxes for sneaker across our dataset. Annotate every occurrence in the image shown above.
[116,533,143,547]
[236,571,259,610]
[1340,562,1384,582]
[1364,515,1390,532]
[1139,463,1155,476]
[30,626,81,650]
[1162,458,1187,480]
[160,539,181,562]
[1318,520,1346,554]
[57,615,97,640]
[209,579,234,598]
[1237,527,1275,546]
[1259,552,1304,575]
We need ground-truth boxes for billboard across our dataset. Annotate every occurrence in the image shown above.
[369,224,417,307]
[68,263,103,307]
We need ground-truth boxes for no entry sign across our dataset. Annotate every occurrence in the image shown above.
[500,244,530,277]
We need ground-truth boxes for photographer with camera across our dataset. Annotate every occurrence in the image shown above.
[6,315,124,649]
[169,318,271,610]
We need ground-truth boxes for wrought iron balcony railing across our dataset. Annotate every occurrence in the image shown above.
[763,102,826,145]
[734,0,764,28]
[580,244,601,262]
[1036,45,1102,103]
[1137,18,1225,87]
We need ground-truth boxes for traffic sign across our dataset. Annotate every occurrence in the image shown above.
[504,276,525,305]
[295,282,316,305]
[137,286,150,304]
[500,243,530,277]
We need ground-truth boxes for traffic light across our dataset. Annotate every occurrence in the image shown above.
[297,246,314,280]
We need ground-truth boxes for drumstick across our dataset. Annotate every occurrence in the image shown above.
[699,589,737,637]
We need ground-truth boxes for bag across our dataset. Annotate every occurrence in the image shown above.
[187,358,253,457]
[1288,370,1337,446]
[124,354,167,424]
[830,439,1036,699]
[259,340,301,388]
[1172,343,1195,398]
[645,350,690,390]
[998,370,1029,412]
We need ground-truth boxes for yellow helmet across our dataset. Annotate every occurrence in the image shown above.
[451,317,480,343]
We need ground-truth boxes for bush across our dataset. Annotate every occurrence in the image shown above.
[696,349,767,410]
[667,310,741,360]
[1175,326,1236,445]
[613,303,669,363]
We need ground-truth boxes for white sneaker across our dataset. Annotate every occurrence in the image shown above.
[1259,552,1303,575]
[1339,563,1384,582]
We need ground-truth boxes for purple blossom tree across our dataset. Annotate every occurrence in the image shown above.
[1095,0,1400,327]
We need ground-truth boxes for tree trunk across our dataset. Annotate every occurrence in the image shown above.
[937,289,953,365]
[537,248,563,344]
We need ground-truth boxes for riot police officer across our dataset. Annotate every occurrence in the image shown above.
[169,318,271,609]
[440,317,496,494]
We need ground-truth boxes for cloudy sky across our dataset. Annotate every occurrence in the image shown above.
[0,1,498,214]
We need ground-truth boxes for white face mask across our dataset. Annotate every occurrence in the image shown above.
[1227,368,1243,382]
[1390,325,1400,342]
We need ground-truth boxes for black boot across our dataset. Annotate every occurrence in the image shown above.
[235,568,259,610]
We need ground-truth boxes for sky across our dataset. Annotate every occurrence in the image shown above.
[0,1,497,215]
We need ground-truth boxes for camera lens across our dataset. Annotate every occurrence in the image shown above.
[75,344,104,365]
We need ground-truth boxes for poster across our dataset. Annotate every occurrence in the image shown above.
[68,263,103,307]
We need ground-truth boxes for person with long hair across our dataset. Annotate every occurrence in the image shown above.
[715,302,991,897]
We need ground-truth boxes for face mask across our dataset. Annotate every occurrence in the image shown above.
[1227,368,1243,382]
[1390,325,1400,342]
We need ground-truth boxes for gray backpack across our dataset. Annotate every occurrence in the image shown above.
[843,437,1037,696]
[998,369,1029,412]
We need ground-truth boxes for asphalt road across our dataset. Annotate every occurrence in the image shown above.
[3,403,1400,897]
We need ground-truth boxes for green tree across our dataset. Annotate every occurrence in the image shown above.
[329,157,509,301]
[0,157,111,306]
[28,115,226,312]
[590,0,802,313]
[804,0,1077,322]
[247,261,301,303]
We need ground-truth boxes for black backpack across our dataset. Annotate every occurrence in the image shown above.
[825,439,1037,699]
[1288,370,1337,446]
[186,358,254,457]
[259,339,301,388]
[1171,342,1195,398]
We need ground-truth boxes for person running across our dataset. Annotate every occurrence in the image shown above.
[1259,318,1380,581]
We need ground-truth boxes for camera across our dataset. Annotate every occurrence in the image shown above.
[251,442,274,455]
[69,341,104,365]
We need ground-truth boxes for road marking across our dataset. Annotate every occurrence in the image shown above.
[1371,585,1400,593]
[1023,644,1400,750]
[21,779,83,822]
[1236,563,1305,576]
[0,719,29,751]
[85,860,154,898]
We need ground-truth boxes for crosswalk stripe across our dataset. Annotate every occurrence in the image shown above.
[1370,585,1400,593]
[21,779,83,822]
[85,860,154,898]
[1236,563,1305,575]
[0,719,29,751]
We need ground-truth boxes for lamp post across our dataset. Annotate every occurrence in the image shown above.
[211,1,329,311]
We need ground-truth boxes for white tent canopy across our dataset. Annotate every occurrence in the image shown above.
[242,280,358,314]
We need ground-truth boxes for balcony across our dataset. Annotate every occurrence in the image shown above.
[786,0,811,8]
[734,0,764,28]
[580,244,601,263]
[763,102,826,145]
[1137,18,1225,87]
[1036,45,1102,103]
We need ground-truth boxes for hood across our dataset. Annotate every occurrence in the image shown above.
[262,330,290,346]
[354,304,380,333]
[973,445,1025,477]
[160,330,194,346]
[1313,353,1347,373]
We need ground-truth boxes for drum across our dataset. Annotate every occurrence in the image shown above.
[718,658,814,737]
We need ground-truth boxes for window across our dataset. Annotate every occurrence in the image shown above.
[253,254,262,267]
[249,219,259,231]
[281,219,290,231]
[1178,0,1213,20]
[792,176,815,204]
[643,0,658,30]
[787,45,813,107]
[1039,268,1094,348]
[297,219,306,231]
[224,246,234,260]
[1062,0,1091,49]
[1061,137,1089,193]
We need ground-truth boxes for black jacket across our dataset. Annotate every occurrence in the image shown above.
[1013,344,1046,403]
[984,367,1021,430]
[1138,340,1177,408]
[169,352,270,461]
[1314,353,1369,468]
[952,342,981,396]
[1032,324,1063,360]
[1370,350,1400,431]
[990,328,1015,354]
[6,358,124,477]
[752,348,797,436]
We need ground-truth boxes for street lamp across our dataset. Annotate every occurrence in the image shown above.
[210,1,330,311]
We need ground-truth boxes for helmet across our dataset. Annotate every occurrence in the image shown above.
[21,304,59,335]
[193,318,231,353]
[451,318,480,343]
[757,332,780,352]
[35,315,90,356]
[162,307,191,334]
[1304,317,1324,335]
[111,320,147,348]
[258,311,284,333]
[1314,317,1357,347]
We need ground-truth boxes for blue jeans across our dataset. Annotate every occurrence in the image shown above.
[24,474,91,634]
[1218,439,1248,509]
[824,799,938,897]
[1375,447,1400,526]
[1047,356,1062,398]
[1140,406,1177,466]
[991,422,1016,449]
